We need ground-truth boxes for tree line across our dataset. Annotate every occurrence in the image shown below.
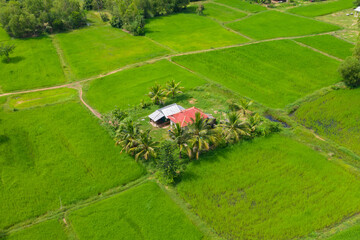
[0,0,87,38]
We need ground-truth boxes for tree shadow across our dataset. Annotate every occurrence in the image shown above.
[0,135,9,145]
[2,56,25,64]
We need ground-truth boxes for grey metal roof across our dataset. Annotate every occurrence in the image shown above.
[148,103,185,122]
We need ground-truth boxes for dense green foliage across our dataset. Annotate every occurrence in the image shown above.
[227,11,340,40]
[156,142,182,184]
[55,25,169,79]
[339,56,360,88]
[288,0,354,17]
[68,182,203,239]
[295,35,354,60]
[0,42,15,62]
[173,40,340,108]
[84,60,206,112]
[213,0,266,12]
[294,89,360,156]
[0,36,66,92]
[1,219,67,240]
[0,101,144,229]
[0,0,87,38]
[202,3,247,22]
[145,7,248,52]
[177,134,360,239]
[327,224,360,240]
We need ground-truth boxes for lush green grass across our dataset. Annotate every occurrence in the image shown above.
[294,88,360,156]
[1,219,67,240]
[0,37,66,92]
[0,101,144,229]
[295,34,354,59]
[173,40,340,108]
[176,134,360,239]
[84,60,207,113]
[202,3,247,22]
[68,181,203,240]
[145,9,248,52]
[288,0,354,17]
[55,26,169,80]
[327,224,360,240]
[226,11,340,40]
[213,0,266,12]
[0,27,10,42]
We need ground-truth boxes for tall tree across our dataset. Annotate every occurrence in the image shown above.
[131,130,158,161]
[148,83,167,105]
[115,120,140,154]
[156,141,181,184]
[169,122,190,159]
[220,112,249,143]
[0,43,15,62]
[165,79,183,98]
[238,99,253,116]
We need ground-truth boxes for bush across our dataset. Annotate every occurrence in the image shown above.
[52,19,65,32]
[100,13,109,22]
[339,56,360,88]
[69,11,87,29]
[110,15,123,28]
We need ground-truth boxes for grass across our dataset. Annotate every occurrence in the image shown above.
[68,181,203,240]
[176,134,360,240]
[145,8,248,52]
[288,0,354,17]
[327,224,360,240]
[213,0,266,12]
[226,11,340,40]
[294,34,354,59]
[1,219,67,240]
[173,40,341,108]
[202,3,247,22]
[55,25,169,80]
[84,60,207,113]
[0,36,67,92]
[0,27,10,42]
[0,101,144,229]
[294,88,360,156]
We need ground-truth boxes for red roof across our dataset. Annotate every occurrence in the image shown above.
[168,107,208,127]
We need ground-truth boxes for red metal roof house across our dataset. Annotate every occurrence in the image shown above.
[167,107,209,127]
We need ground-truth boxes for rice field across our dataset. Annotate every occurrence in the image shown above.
[294,88,360,156]
[84,60,207,113]
[202,3,247,22]
[288,0,354,17]
[173,40,340,108]
[0,100,144,229]
[213,0,266,12]
[294,34,354,59]
[55,26,169,80]
[68,182,203,240]
[226,11,340,40]
[0,36,67,92]
[327,224,360,240]
[176,134,360,240]
[145,9,248,52]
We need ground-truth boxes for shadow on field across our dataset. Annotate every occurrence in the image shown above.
[0,230,8,240]
[0,135,9,145]
[2,56,25,64]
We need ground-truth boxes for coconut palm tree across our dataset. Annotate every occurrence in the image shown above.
[115,120,140,154]
[165,79,184,98]
[239,99,253,116]
[130,130,158,161]
[220,112,250,143]
[248,113,262,135]
[148,84,167,105]
[169,123,190,159]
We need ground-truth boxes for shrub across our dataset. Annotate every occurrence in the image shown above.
[110,15,123,28]
[156,141,183,185]
[339,56,360,88]
[100,13,109,22]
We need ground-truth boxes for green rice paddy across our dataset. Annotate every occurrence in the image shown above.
[203,3,247,22]
[327,224,360,240]
[227,11,340,40]
[173,40,340,108]
[177,134,360,239]
[288,0,354,17]
[294,88,360,156]
[213,0,266,12]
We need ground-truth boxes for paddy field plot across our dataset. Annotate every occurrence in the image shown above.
[202,3,247,22]
[294,88,360,156]
[0,37,66,92]
[213,0,266,12]
[288,0,354,17]
[55,26,169,80]
[84,60,207,113]
[1,219,67,240]
[173,40,340,108]
[226,11,340,40]
[145,10,248,52]
[327,224,360,240]
[294,34,354,59]
[0,100,144,229]
[68,182,203,240]
[176,134,360,240]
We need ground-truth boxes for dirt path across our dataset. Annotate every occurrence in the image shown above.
[76,85,102,119]
[293,40,343,61]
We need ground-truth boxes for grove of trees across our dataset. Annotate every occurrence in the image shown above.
[339,40,360,88]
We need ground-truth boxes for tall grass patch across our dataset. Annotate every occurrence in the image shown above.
[288,0,354,17]
[0,37,66,92]
[84,60,207,113]
[145,10,248,52]
[226,11,340,40]
[294,88,360,156]
[0,101,144,229]
[55,26,169,80]
[173,40,340,108]
[202,3,247,22]
[213,0,266,12]
[176,134,360,239]
[295,34,354,59]
[68,182,203,240]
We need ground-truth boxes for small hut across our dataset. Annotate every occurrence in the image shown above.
[148,103,185,127]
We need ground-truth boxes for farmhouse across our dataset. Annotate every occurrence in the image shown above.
[148,103,185,127]
[168,107,215,127]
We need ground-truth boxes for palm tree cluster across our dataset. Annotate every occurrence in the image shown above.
[148,80,184,105]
